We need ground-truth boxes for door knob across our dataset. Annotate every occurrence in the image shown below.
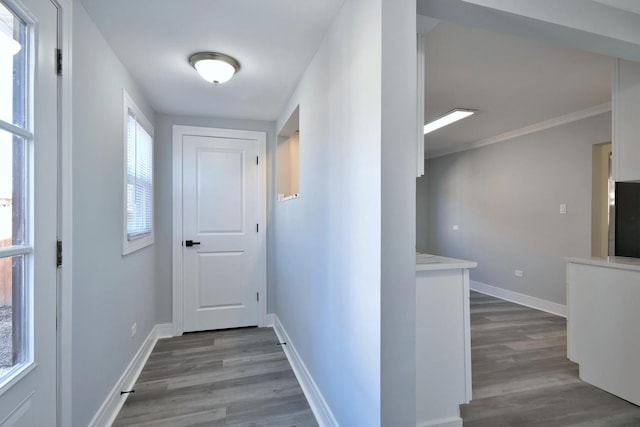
[185,240,201,247]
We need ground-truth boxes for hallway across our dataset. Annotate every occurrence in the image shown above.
[462,292,640,426]
[113,327,318,427]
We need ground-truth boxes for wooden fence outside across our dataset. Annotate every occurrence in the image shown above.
[0,239,12,306]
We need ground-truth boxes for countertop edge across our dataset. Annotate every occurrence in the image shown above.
[416,255,478,271]
[566,256,640,272]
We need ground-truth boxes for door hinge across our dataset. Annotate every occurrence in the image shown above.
[56,240,62,267]
[256,156,259,165]
[56,49,62,76]
[256,224,259,233]
[257,292,259,302]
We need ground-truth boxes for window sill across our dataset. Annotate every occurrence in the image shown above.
[0,362,36,397]
[122,234,154,255]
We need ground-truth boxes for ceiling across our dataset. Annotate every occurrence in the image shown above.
[81,1,614,157]
[592,0,640,15]
[423,20,612,158]
[79,0,345,121]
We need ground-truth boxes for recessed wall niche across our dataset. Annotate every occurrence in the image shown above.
[277,106,300,201]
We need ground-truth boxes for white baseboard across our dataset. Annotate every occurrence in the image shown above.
[471,280,567,317]
[270,314,338,427]
[89,323,171,427]
[155,323,173,339]
[265,313,275,327]
[418,416,463,427]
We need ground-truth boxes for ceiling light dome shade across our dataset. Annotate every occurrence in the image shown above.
[189,52,240,85]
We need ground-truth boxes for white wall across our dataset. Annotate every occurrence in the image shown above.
[418,113,611,305]
[418,0,640,62]
[380,0,417,424]
[451,0,640,52]
[71,2,157,425]
[272,1,381,423]
[272,0,416,425]
[153,114,276,322]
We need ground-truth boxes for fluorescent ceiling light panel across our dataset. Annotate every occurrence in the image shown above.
[424,109,475,135]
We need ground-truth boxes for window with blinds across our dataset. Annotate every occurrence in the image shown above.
[122,91,154,254]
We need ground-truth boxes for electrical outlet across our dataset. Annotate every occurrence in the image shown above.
[560,203,567,214]
[131,323,137,337]
[514,270,524,278]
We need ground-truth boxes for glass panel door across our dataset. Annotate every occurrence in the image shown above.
[0,0,58,422]
[0,1,30,385]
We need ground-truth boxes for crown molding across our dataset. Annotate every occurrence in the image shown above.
[426,102,611,160]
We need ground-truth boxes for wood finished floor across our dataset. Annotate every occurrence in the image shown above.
[461,292,640,427]
[112,327,318,427]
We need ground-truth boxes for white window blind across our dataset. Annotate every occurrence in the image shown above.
[122,90,154,255]
[126,110,153,240]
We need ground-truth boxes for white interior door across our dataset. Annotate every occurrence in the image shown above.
[181,132,260,332]
[0,0,58,424]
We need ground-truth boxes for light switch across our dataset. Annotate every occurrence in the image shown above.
[452,225,459,231]
[560,203,567,214]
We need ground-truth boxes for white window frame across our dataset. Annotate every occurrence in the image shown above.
[122,90,154,255]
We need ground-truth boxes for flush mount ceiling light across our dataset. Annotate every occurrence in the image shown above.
[423,108,476,135]
[189,52,240,85]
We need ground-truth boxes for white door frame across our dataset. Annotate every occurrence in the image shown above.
[55,0,73,425]
[172,125,267,336]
